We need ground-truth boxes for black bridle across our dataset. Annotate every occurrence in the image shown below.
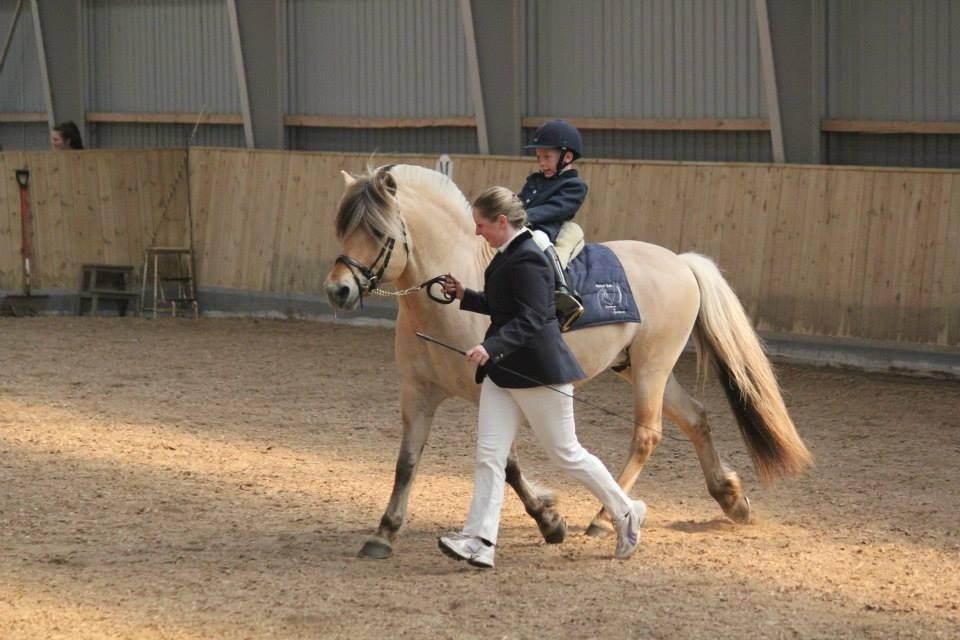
[334,219,409,299]
[334,215,455,306]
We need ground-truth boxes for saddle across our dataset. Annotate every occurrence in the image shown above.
[531,222,641,331]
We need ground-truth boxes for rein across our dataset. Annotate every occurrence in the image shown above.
[334,217,454,306]
[371,274,454,305]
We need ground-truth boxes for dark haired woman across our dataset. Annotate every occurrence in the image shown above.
[51,121,84,150]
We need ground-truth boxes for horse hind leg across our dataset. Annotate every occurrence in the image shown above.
[663,374,752,524]
[505,447,567,544]
[359,381,446,559]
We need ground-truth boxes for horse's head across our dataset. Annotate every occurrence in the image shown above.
[324,166,409,310]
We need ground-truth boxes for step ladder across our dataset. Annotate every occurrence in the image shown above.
[141,247,199,319]
[79,263,139,316]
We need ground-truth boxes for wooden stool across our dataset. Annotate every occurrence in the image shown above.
[78,264,139,316]
[141,247,199,319]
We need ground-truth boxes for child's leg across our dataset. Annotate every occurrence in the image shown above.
[554,222,585,268]
[529,229,583,330]
[530,229,552,250]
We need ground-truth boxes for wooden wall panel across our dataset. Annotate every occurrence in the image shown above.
[941,178,960,345]
[188,150,436,293]
[819,170,866,337]
[739,167,779,318]
[0,153,28,289]
[0,150,188,292]
[2,148,958,347]
[185,149,960,346]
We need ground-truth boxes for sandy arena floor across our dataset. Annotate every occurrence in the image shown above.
[0,317,957,639]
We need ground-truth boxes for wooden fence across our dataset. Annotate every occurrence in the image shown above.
[2,147,958,347]
[0,150,188,293]
[188,148,960,346]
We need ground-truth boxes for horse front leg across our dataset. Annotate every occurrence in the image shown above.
[505,448,567,544]
[358,380,446,559]
[585,373,666,537]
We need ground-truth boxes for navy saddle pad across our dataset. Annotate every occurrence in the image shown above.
[566,244,642,330]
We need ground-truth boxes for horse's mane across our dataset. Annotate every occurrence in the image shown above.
[390,164,471,214]
[335,164,470,243]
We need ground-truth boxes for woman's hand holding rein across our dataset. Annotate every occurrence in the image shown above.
[442,274,464,300]
[441,274,486,363]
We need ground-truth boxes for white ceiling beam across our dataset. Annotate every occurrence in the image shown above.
[755,0,785,163]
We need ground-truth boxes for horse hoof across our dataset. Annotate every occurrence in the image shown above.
[584,523,613,538]
[358,538,393,559]
[539,517,567,544]
[726,496,753,524]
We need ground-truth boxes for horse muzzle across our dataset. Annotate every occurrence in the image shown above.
[324,272,363,310]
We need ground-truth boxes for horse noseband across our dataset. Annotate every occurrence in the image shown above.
[335,236,396,296]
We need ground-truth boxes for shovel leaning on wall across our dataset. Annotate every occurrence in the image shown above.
[1,169,48,316]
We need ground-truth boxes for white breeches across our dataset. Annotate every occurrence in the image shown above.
[462,377,633,544]
[531,225,585,268]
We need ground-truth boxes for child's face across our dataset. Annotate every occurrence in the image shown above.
[535,148,572,177]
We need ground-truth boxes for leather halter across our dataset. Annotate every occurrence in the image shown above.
[334,218,410,299]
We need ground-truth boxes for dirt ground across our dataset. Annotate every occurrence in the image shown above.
[0,317,957,639]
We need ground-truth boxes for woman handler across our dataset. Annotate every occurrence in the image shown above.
[438,186,646,569]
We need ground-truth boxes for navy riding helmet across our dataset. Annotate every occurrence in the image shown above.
[524,119,584,161]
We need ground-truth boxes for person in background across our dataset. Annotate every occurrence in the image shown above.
[437,186,646,569]
[51,121,84,150]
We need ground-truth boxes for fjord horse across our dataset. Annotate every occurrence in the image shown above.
[323,164,811,559]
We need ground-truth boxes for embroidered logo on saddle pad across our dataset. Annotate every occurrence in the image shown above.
[566,244,642,330]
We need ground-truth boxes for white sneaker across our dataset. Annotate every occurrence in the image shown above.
[438,532,495,568]
[614,499,647,560]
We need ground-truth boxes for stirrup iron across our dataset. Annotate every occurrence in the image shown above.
[555,291,584,332]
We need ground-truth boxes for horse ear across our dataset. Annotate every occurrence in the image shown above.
[341,170,357,187]
[383,171,398,197]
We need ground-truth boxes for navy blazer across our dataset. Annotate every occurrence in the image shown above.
[517,169,588,243]
[460,230,586,388]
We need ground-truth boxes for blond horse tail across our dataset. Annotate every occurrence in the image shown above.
[680,253,813,484]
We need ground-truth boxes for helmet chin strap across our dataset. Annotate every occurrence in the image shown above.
[555,148,572,174]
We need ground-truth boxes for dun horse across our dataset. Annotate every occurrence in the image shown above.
[324,164,812,559]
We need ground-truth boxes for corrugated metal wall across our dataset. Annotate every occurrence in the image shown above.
[1,0,958,165]
[82,0,244,148]
[577,130,771,163]
[825,0,960,167]
[0,0,49,150]
[288,127,479,155]
[284,0,477,154]
[523,0,771,161]
[825,133,960,169]
[0,122,47,151]
[89,122,245,148]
